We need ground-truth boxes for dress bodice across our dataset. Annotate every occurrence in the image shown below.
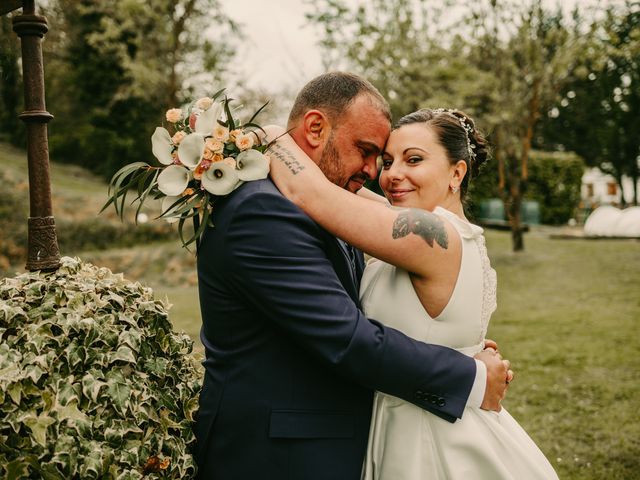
[360,208,559,480]
[359,207,497,354]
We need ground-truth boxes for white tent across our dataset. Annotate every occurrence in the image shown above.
[615,207,640,237]
[584,206,640,237]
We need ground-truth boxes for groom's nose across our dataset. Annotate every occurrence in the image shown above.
[362,157,378,181]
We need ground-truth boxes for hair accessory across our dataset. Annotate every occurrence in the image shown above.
[432,108,476,163]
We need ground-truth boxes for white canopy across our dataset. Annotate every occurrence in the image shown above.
[584,206,640,237]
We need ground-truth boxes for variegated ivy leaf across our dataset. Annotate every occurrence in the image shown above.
[0,257,201,478]
[19,411,56,447]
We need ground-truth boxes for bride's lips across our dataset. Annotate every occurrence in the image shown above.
[388,189,414,200]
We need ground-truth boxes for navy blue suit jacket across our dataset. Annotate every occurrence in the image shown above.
[195,179,476,479]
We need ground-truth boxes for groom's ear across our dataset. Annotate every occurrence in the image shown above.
[302,110,330,149]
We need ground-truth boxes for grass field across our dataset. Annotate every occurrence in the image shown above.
[152,230,640,479]
[2,142,639,478]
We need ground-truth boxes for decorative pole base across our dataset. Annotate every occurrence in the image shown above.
[26,216,61,271]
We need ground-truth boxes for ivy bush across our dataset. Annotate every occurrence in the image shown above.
[0,257,201,479]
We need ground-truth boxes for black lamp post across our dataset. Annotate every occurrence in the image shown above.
[2,0,60,271]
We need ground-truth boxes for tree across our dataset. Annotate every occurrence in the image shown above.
[307,0,591,251]
[306,0,478,120]
[463,0,590,250]
[536,1,640,205]
[0,13,24,145]
[33,0,239,178]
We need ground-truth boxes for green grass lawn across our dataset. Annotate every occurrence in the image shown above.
[2,142,639,478]
[483,231,640,479]
[152,230,639,479]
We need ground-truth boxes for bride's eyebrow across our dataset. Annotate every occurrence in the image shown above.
[403,147,429,155]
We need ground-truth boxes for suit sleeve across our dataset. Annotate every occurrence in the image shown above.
[220,189,476,421]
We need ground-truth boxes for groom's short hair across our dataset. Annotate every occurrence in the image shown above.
[287,72,391,128]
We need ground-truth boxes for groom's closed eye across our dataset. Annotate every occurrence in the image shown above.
[356,141,381,159]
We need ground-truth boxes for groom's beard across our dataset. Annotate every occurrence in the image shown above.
[317,133,344,188]
[318,133,366,192]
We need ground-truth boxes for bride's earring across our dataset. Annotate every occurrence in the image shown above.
[450,185,460,194]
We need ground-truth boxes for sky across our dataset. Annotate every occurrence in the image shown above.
[220,0,604,95]
[221,0,327,93]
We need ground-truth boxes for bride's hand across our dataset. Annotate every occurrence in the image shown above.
[475,348,512,412]
[262,124,287,144]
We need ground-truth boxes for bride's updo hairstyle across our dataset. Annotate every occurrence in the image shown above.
[394,108,489,197]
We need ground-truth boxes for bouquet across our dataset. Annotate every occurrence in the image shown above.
[102,89,271,248]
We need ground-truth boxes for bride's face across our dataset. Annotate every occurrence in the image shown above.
[379,123,455,211]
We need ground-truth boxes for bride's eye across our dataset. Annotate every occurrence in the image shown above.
[407,156,423,164]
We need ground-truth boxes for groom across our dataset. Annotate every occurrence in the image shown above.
[195,72,510,479]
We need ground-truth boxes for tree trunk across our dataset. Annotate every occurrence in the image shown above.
[617,175,626,207]
[510,186,524,252]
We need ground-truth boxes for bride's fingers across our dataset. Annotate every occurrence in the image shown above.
[502,359,510,371]
[506,369,514,384]
[484,339,499,351]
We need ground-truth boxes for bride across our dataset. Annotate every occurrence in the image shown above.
[267,108,558,479]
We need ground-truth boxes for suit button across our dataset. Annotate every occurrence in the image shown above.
[437,398,446,407]
[415,390,425,400]
[429,394,438,404]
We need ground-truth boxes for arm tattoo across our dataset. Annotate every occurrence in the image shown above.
[267,143,306,175]
[392,209,449,249]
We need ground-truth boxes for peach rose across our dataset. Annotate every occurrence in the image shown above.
[235,133,255,151]
[229,129,243,141]
[193,160,212,180]
[205,138,224,153]
[211,153,224,163]
[212,124,230,142]
[182,187,195,196]
[171,131,186,145]
[223,157,237,168]
[196,96,213,110]
[202,148,214,160]
[166,108,182,123]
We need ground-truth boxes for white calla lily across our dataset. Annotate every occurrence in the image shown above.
[201,162,242,195]
[195,102,223,135]
[160,195,182,224]
[178,133,205,170]
[157,165,190,196]
[236,150,270,181]
[151,127,174,165]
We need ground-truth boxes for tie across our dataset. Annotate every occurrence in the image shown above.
[343,241,357,277]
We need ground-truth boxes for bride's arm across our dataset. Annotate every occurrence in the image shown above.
[357,186,389,204]
[268,134,460,278]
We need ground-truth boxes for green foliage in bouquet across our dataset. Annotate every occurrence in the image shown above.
[102,90,271,248]
[0,257,201,479]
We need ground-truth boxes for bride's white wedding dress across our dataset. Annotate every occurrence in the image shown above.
[361,207,558,479]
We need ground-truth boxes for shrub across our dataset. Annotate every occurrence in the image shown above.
[527,150,585,225]
[0,257,201,479]
[56,219,173,253]
[466,150,585,225]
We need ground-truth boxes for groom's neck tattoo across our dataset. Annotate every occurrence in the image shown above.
[392,209,449,249]
[268,143,306,175]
